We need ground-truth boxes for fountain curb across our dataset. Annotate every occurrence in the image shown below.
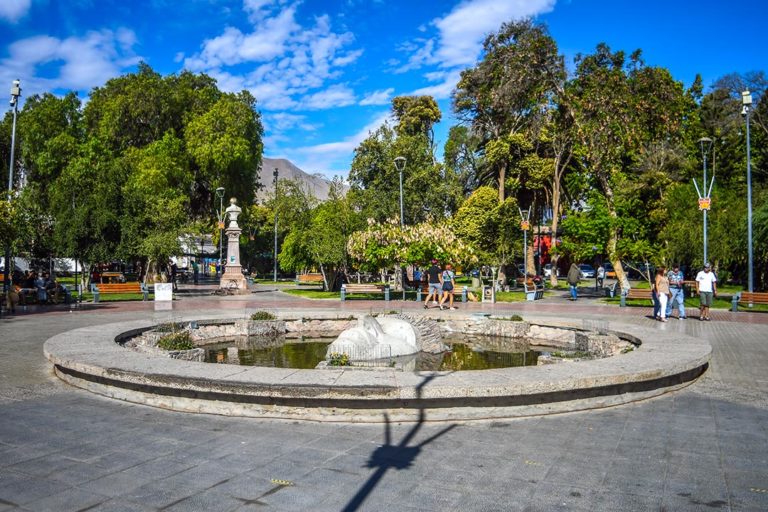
[44,312,711,423]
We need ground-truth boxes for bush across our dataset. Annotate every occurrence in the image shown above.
[498,314,524,321]
[250,311,277,321]
[328,352,350,366]
[157,331,194,351]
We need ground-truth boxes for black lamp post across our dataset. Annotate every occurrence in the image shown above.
[742,90,754,297]
[2,80,21,316]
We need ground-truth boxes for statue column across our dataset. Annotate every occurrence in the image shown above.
[219,198,249,293]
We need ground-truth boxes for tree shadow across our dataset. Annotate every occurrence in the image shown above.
[342,373,457,512]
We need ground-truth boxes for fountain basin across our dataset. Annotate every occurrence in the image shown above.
[44,312,711,423]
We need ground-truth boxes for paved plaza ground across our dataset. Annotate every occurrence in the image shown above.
[1,283,768,511]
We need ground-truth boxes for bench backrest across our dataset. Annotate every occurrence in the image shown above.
[739,292,768,303]
[96,282,143,293]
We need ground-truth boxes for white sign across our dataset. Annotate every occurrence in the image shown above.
[154,283,173,302]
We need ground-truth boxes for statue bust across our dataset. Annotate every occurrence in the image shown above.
[225,198,241,228]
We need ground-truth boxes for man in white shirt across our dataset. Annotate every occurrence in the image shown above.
[695,262,717,321]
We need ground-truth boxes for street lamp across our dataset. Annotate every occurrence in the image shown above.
[694,137,714,265]
[742,90,753,296]
[2,79,21,315]
[393,157,406,300]
[273,167,279,283]
[519,207,531,275]
[215,187,225,276]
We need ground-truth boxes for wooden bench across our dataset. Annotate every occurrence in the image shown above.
[340,283,390,301]
[297,273,324,284]
[93,282,148,302]
[732,291,768,311]
[620,288,653,307]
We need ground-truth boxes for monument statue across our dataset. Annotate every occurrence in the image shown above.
[219,198,249,293]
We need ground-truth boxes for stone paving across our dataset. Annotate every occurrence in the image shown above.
[1,286,768,511]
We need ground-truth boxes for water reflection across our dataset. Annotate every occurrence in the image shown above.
[204,334,554,371]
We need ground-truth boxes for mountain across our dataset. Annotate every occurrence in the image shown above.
[256,157,343,202]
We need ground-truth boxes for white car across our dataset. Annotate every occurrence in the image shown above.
[543,264,559,277]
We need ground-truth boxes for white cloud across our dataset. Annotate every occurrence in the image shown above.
[291,111,391,176]
[359,88,393,106]
[184,3,362,111]
[301,84,356,110]
[0,29,141,95]
[266,112,319,131]
[395,0,556,74]
[409,69,462,100]
[0,0,30,23]
[433,0,556,68]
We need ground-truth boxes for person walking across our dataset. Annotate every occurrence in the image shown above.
[567,263,581,301]
[695,262,717,321]
[438,263,457,310]
[654,267,670,322]
[423,259,442,309]
[666,264,687,319]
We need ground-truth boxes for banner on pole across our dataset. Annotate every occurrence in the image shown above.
[698,197,711,211]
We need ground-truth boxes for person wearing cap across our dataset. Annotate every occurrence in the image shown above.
[423,259,442,309]
[666,265,687,319]
[695,263,717,321]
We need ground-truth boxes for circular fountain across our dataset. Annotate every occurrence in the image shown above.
[44,311,710,422]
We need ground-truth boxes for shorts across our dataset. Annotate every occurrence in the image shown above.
[428,283,442,294]
[699,291,713,307]
[443,282,454,292]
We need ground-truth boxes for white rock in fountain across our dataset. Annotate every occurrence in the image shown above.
[326,315,418,361]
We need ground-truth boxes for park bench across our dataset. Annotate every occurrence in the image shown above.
[523,279,544,301]
[297,273,324,284]
[620,288,653,307]
[340,283,390,301]
[731,291,768,311]
[93,282,148,302]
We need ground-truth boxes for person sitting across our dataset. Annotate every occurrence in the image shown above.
[5,281,20,313]
[36,272,50,304]
[19,271,37,304]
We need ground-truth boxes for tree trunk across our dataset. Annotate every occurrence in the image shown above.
[549,184,560,287]
[498,162,506,202]
[598,174,631,291]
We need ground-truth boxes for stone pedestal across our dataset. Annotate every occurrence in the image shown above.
[219,199,249,294]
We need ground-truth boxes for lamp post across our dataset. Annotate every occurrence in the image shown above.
[519,208,531,275]
[273,167,279,283]
[393,157,406,300]
[742,90,754,296]
[3,80,21,314]
[215,187,225,276]
[694,137,713,264]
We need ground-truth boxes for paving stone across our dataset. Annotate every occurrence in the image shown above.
[1,292,768,511]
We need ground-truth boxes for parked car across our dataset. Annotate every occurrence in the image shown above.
[578,264,596,278]
[543,264,559,277]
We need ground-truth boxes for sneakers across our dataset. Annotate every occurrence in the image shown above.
[423,304,429,309]
[678,316,686,320]
[439,305,445,310]
[450,307,457,310]
[432,301,438,306]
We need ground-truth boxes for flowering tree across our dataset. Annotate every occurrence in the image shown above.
[347,218,478,275]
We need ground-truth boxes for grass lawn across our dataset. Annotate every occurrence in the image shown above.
[283,289,339,299]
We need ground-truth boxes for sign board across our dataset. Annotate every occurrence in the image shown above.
[520,220,530,231]
[218,221,225,229]
[154,282,173,302]
[698,197,711,211]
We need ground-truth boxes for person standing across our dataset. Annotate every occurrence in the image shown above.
[439,263,457,310]
[191,259,199,285]
[423,259,442,309]
[567,263,581,301]
[695,263,717,321]
[596,264,605,289]
[654,267,670,322]
[666,265,687,319]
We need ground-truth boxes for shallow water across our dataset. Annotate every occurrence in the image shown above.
[204,334,558,371]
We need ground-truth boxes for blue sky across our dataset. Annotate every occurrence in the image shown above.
[1,0,765,180]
